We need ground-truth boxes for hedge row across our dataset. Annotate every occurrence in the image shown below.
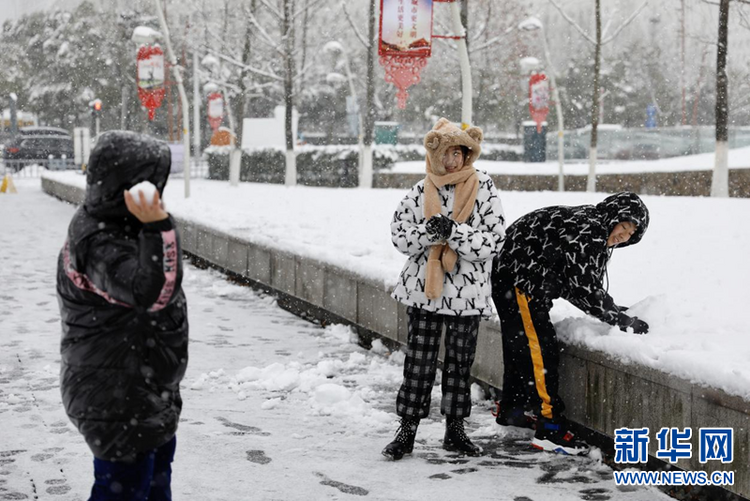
[206,144,523,185]
[206,146,397,186]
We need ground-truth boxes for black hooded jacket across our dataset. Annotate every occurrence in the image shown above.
[56,131,188,462]
[492,192,649,326]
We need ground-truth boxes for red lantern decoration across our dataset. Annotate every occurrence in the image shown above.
[207,92,224,131]
[378,0,434,109]
[529,73,550,133]
[136,45,166,121]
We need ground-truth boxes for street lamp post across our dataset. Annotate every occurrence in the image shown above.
[519,17,565,192]
[324,40,371,188]
[154,0,191,198]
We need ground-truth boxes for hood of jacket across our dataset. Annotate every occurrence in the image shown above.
[595,192,650,248]
[423,118,483,175]
[84,131,171,219]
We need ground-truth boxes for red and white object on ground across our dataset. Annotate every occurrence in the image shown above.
[529,73,550,133]
[207,93,224,131]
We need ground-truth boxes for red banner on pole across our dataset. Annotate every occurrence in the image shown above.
[207,92,224,131]
[136,45,166,121]
[529,73,550,133]
[378,0,434,109]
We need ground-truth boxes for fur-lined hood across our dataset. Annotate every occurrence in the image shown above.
[423,118,483,175]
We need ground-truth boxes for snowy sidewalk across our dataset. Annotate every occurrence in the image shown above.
[0,180,676,500]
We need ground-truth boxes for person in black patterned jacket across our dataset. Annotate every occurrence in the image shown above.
[491,192,649,456]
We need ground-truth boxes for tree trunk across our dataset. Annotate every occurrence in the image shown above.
[712,0,730,197]
[363,0,376,149]
[283,0,297,185]
[359,0,377,188]
[300,0,310,97]
[237,21,252,122]
[587,0,602,193]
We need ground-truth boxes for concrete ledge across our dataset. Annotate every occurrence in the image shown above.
[42,177,750,499]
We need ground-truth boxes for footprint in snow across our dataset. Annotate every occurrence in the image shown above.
[314,472,368,496]
[245,450,271,465]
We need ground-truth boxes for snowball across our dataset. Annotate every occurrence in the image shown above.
[129,181,157,205]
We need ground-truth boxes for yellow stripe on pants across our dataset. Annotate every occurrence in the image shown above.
[515,288,553,419]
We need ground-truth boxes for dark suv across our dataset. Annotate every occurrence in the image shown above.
[4,128,74,170]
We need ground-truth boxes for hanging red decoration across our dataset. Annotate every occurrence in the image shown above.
[378,0,434,109]
[136,45,166,121]
[529,73,550,133]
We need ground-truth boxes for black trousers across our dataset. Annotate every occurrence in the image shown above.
[396,307,480,420]
[494,280,565,420]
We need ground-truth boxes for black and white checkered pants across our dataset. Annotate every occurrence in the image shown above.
[396,306,481,420]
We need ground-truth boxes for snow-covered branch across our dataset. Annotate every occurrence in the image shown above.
[470,29,513,54]
[470,3,492,42]
[205,47,283,81]
[246,8,285,55]
[341,1,370,48]
[738,3,750,30]
[258,0,283,21]
[293,0,328,21]
[602,0,649,45]
[547,0,597,44]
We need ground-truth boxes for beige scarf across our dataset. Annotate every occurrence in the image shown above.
[423,156,479,300]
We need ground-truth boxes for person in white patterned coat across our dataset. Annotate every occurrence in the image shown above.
[382,118,506,461]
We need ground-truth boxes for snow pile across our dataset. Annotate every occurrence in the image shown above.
[191,325,396,431]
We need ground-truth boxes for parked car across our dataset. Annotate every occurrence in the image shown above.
[17,126,70,137]
[4,134,74,166]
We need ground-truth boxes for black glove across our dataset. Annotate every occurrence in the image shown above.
[617,312,649,335]
[425,214,455,242]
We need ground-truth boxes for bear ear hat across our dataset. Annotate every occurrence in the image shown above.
[434,117,451,128]
[424,131,441,151]
[466,126,483,144]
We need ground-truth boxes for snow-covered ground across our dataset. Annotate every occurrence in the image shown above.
[0,180,674,500]
[43,172,750,402]
[390,145,750,175]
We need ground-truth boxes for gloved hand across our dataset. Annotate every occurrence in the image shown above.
[617,312,649,335]
[425,214,455,242]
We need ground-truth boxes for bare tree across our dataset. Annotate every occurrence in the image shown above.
[548,0,648,192]
[706,0,750,196]
[342,0,377,187]
[241,0,324,185]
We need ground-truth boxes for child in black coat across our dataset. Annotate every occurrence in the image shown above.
[57,131,188,499]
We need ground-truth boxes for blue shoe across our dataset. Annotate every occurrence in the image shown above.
[531,418,589,456]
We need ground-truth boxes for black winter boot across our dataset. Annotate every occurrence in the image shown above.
[493,403,537,430]
[382,418,419,460]
[443,418,482,456]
